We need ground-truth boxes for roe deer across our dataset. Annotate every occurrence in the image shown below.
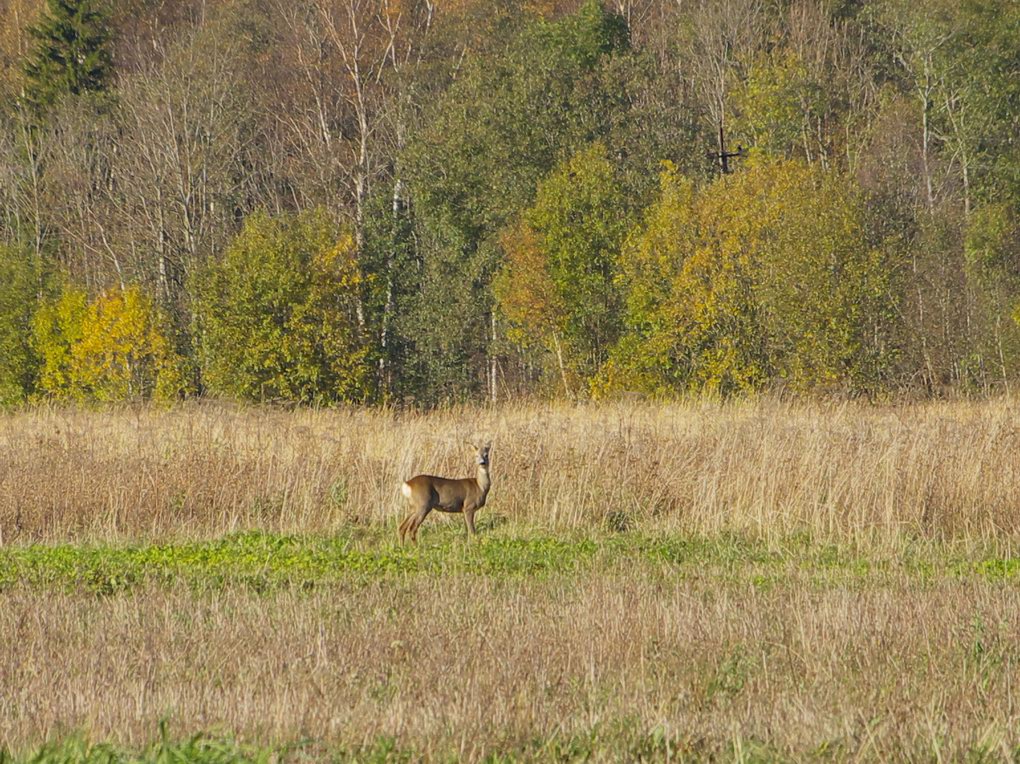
[398,442,492,543]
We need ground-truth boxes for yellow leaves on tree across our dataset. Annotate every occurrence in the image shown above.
[195,209,371,404]
[593,163,695,396]
[495,142,627,394]
[494,223,563,352]
[33,286,186,402]
[601,158,897,397]
[732,49,816,159]
[617,163,696,330]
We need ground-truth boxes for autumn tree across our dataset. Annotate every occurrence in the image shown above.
[195,209,371,404]
[595,162,696,395]
[601,159,900,397]
[33,284,185,401]
[0,241,40,403]
[496,142,628,393]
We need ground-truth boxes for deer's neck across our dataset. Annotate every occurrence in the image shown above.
[476,464,491,497]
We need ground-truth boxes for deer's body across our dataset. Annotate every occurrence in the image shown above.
[399,444,491,543]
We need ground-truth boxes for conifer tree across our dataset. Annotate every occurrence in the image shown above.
[22,0,112,114]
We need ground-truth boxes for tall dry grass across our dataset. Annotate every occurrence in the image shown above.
[1,398,1019,544]
[2,573,1018,759]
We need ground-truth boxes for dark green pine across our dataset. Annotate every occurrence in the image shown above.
[22,0,112,114]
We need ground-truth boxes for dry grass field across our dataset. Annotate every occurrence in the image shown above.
[2,398,1019,544]
[1,399,1020,761]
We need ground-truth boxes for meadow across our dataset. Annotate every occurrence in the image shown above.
[1,399,1020,762]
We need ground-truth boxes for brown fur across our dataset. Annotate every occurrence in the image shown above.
[399,444,491,543]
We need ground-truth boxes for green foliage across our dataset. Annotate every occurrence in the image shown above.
[22,0,112,115]
[393,1,638,403]
[935,0,1020,206]
[195,209,371,404]
[391,209,491,404]
[1,725,273,764]
[404,1,631,243]
[357,185,418,401]
[547,0,629,67]
[1,529,1015,597]
[733,50,819,159]
[495,142,628,388]
[0,243,39,404]
[0,531,600,593]
[964,204,1020,382]
[32,286,187,401]
[945,2,1020,386]
[601,159,899,396]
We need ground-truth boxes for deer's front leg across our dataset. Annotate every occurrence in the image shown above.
[464,508,477,537]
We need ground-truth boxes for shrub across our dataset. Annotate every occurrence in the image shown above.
[0,243,40,404]
[33,285,186,401]
[600,159,899,396]
[195,209,371,403]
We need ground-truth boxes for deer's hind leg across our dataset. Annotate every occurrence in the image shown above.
[398,513,413,544]
[399,506,423,544]
[407,505,433,544]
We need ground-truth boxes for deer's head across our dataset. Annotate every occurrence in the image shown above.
[476,442,492,467]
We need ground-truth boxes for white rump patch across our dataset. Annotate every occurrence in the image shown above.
[401,482,412,498]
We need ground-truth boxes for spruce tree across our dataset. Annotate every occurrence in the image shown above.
[22,0,112,114]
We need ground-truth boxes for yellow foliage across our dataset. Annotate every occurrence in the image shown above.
[601,158,896,397]
[33,286,87,395]
[732,49,817,158]
[616,162,696,331]
[494,221,564,351]
[195,209,371,403]
[33,286,186,402]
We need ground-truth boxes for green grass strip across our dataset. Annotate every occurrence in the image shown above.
[0,529,1018,595]
[7,723,1020,764]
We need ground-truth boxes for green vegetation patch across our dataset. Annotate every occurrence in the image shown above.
[8,725,1020,764]
[1,529,1018,596]
[0,530,603,595]
[1,732,270,764]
